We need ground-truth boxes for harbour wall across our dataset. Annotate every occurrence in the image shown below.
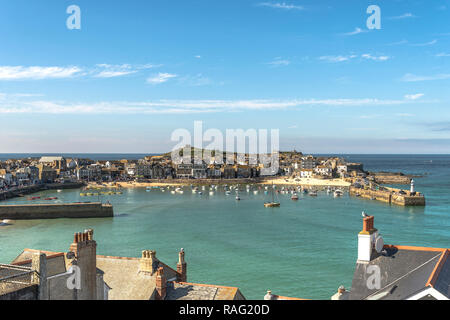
[0,182,85,202]
[349,187,425,206]
[0,202,113,220]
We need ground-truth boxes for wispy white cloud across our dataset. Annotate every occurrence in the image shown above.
[401,73,450,82]
[94,63,159,78]
[319,54,389,63]
[411,39,437,46]
[0,66,82,80]
[258,2,304,10]
[0,96,427,115]
[94,64,136,78]
[435,53,450,57]
[395,113,415,117]
[0,64,160,80]
[388,13,416,20]
[146,72,177,84]
[267,57,291,66]
[319,55,356,63]
[177,73,213,86]
[361,54,390,61]
[341,27,367,36]
[386,39,408,46]
[404,93,424,100]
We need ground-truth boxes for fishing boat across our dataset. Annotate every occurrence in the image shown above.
[264,183,280,208]
[291,193,299,201]
[334,190,343,198]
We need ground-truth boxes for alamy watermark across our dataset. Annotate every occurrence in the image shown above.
[366,5,381,30]
[366,264,381,290]
[66,5,81,30]
[66,265,81,290]
[170,121,279,176]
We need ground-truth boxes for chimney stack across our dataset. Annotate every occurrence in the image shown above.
[176,248,187,282]
[31,252,48,300]
[155,267,167,300]
[68,228,97,300]
[139,250,158,275]
[358,215,378,262]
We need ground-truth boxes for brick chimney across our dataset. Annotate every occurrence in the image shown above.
[176,248,187,282]
[139,250,158,275]
[155,267,167,300]
[358,215,379,262]
[68,229,97,300]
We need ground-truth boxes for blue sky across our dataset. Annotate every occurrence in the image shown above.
[0,0,449,153]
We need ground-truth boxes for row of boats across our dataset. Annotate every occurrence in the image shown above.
[80,191,123,196]
[27,196,58,201]
[145,184,345,208]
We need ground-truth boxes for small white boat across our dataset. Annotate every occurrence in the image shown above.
[57,189,62,193]
[171,190,176,194]
[236,195,240,201]
[253,190,258,195]
[209,191,214,195]
[291,193,299,200]
[225,191,231,195]
[334,190,343,198]
[0,219,13,226]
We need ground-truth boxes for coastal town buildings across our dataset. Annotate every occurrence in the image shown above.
[0,151,367,189]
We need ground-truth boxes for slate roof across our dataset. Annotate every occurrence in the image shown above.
[165,281,244,300]
[11,249,67,277]
[94,255,178,300]
[350,245,449,300]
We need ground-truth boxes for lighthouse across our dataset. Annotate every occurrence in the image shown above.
[410,179,415,193]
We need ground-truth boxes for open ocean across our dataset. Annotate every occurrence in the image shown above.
[0,154,449,299]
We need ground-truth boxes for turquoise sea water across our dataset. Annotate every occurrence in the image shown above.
[0,155,449,299]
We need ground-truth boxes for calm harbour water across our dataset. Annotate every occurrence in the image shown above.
[0,154,449,299]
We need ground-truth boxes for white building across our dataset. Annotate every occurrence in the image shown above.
[300,169,313,178]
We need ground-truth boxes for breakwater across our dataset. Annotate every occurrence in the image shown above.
[0,202,113,220]
[0,182,85,201]
[349,186,425,206]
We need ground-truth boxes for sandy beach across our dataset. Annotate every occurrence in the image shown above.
[260,177,351,187]
[87,177,351,189]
